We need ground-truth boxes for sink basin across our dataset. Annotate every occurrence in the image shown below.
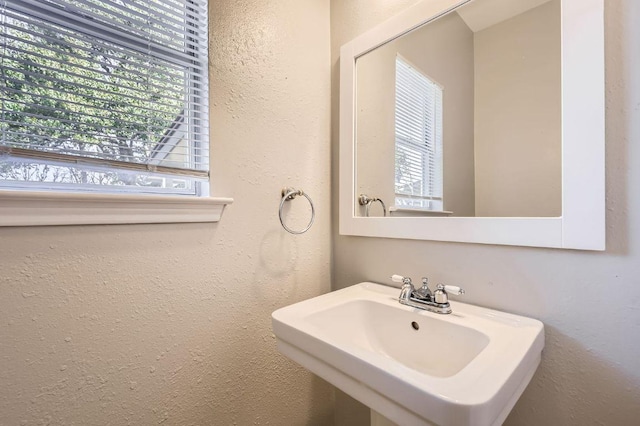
[272,282,544,426]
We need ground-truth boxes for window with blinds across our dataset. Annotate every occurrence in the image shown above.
[0,0,209,196]
[394,56,443,211]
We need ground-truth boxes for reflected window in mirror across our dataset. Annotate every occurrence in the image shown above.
[394,56,444,212]
[340,0,604,249]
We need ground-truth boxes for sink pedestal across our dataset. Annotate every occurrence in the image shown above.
[371,410,405,426]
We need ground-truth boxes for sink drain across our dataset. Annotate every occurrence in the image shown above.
[411,321,420,330]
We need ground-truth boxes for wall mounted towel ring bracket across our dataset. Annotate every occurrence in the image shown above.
[279,187,315,234]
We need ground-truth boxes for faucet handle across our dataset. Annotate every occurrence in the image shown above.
[391,275,412,286]
[393,275,415,302]
[443,285,465,295]
[433,284,465,304]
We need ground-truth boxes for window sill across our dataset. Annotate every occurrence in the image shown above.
[389,207,453,217]
[0,190,233,227]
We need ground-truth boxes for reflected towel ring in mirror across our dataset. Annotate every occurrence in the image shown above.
[359,194,387,217]
[279,187,315,234]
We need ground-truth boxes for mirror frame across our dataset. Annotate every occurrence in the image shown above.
[339,0,604,250]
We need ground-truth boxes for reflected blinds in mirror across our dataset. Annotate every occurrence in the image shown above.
[394,56,443,211]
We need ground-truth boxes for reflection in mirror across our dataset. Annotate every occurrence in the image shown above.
[355,0,561,218]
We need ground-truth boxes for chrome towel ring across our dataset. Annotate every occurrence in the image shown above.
[359,194,387,217]
[279,187,315,234]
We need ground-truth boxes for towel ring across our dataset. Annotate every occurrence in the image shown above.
[358,194,387,217]
[279,187,315,234]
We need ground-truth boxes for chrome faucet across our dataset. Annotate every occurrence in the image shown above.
[392,275,465,314]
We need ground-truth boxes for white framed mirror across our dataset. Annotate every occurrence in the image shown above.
[339,0,604,250]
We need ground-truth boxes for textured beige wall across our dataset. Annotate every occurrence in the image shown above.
[0,0,333,424]
[474,0,562,217]
[356,12,475,217]
[332,0,640,425]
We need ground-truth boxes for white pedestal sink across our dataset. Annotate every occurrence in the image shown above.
[272,282,544,426]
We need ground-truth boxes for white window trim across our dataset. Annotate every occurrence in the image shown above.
[0,1,233,226]
[0,191,233,226]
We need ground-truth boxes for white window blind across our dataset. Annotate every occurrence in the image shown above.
[0,0,209,196]
[394,56,443,210]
